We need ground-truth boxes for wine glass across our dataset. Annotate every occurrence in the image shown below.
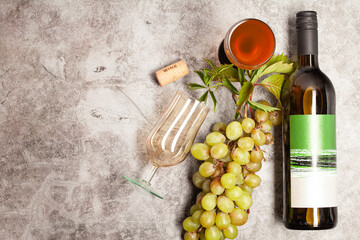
[124,91,210,199]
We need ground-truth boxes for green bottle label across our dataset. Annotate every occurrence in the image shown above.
[290,115,337,208]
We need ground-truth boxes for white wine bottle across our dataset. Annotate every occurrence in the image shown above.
[282,11,337,229]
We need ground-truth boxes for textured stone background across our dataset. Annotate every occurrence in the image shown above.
[0,0,359,239]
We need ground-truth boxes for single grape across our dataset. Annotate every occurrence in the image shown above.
[220,152,232,163]
[231,148,250,165]
[269,110,282,126]
[258,100,270,106]
[192,209,205,224]
[217,195,235,213]
[237,137,255,152]
[241,118,255,133]
[183,216,200,232]
[190,203,203,215]
[223,224,238,239]
[220,173,236,189]
[258,119,272,132]
[235,191,252,210]
[229,208,248,226]
[250,148,264,163]
[200,210,216,228]
[192,171,208,189]
[251,129,266,146]
[191,143,210,160]
[210,177,225,195]
[215,212,231,230]
[245,173,261,188]
[184,232,199,240]
[210,143,228,159]
[226,121,243,140]
[206,132,226,146]
[235,174,244,185]
[240,183,253,194]
[225,186,243,201]
[202,178,212,193]
[201,193,217,211]
[255,110,269,123]
[265,132,274,145]
[213,122,227,134]
[205,226,221,240]
[226,161,242,175]
[245,161,262,173]
[199,162,216,178]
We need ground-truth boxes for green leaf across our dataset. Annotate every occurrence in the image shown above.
[250,65,267,83]
[198,90,209,103]
[218,65,238,81]
[222,77,239,95]
[238,68,245,86]
[236,81,254,111]
[258,74,285,103]
[266,53,292,66]
[188,83,207,91]
[203,58,216,69]
[194,70,205,85]
[203,69,211,86]
[261,61,293,76]
[247,99,280,112]
[209,90,217,111]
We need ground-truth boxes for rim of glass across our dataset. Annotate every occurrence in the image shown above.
[224,18,276,70]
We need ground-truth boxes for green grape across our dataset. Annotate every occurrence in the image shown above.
[259,119,272,132]
[251,129,266,146]
[183,216,200,232]
[226,121,243,140]
[215,212,231,230]
[200,210,216,228]
[211,166,222,179]
[231,148,250,165]
[240,183,253,194]
[237,137,255,152]
[226,162,242,175]
[201,193,217,211]
[205,226,221,240]
[225,186,243,201]
[241,118,255,133]
[199,229,206,240]
[220,173,236,189]
[235,191,252,210]
[245,173,261,188]
[213,122,227,134]
[265,132,274,145]
[258,100,270,106]
[206,132,226,146]
[191,143,210,160]
[199,162,216,178]
[196,192,205,204]
[210,143,228,159]
[254,110,269,123]
[202,178,212,193]
[245,161,262,173]
[193,171,208,189]
[220,152,232,163]
[223,224,238,239]
[192,209,205,224]
[235,174,244,185]
[190,203,203,215]
[250,148,264,163]
[184,232,199,240]
[269,110,282,126]
[229,208,248,226]
[210,177,225,195]
[217,195,235,213]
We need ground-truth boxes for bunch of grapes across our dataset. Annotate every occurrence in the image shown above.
[183,101,282,240]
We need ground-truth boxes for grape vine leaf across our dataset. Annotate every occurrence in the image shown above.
[203,58,216,69]
[234,81,254,119]
[238,68,245,86]
[222,76,239,95]
[218,65,239,82]
[261,61,293,76]
[209,91,217,111]
[258,74,285,103]
[247,99,280,112]
[199,90,209,103]
[188,83,207,91]
[203,69,211,86]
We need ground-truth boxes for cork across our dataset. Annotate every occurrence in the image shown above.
[155,60,189,87]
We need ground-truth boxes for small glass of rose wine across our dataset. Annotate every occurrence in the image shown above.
[219,19,276,70]
[124,91,209,199]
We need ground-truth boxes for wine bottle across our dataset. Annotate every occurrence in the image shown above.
[281,11,338,229]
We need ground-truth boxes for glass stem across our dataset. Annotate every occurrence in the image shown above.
[143,165,158,185]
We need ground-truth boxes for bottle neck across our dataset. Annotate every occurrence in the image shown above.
[298,55,319,68]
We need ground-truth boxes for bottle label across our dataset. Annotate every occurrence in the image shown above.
[290,115,337,208]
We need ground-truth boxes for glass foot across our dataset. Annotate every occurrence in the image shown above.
[123,176,163,199]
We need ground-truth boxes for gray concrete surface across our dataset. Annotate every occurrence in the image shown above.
[0,0,359,239]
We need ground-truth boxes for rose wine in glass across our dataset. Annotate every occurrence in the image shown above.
[124,91,209,199]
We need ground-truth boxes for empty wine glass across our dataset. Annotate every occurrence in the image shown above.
[124,91,210,199]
